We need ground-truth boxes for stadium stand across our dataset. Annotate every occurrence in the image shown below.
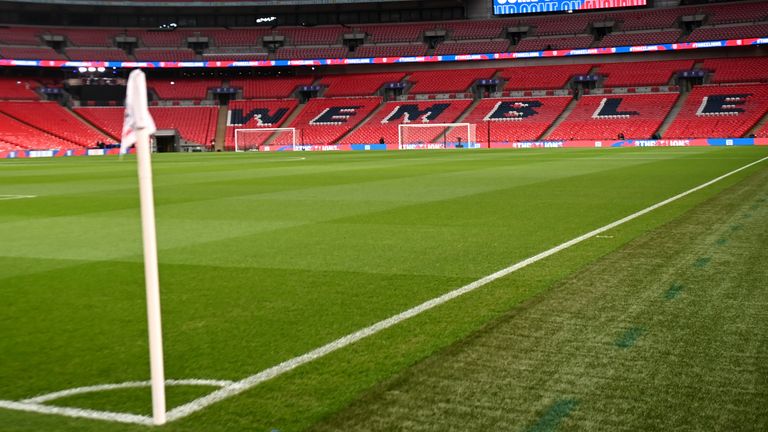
[0,46,66,60]
[684,23,768,42]
[0,27,41,45]
[0,111,81,150]
[149,79,220,100]
[230,76,315,99]
[318,72,406,97]
[76,106,218,144]
[285,96,381,145]
[703,57,768,84]
[276,26,345,46]
[664,84,768,139]
[350,43,428,58]
[464,96,573,143]
[133,48,197,62]
[616,7,695,31]
[205,28,269,47]
[499,64,592,91]
[0,101,107,147]
[596,60,694,87]
[706,1,768,24]
[0,78,39,100]
[54,28,120,47]
[65,47,131,61]
[356,23,434,43]
[407,68,496,94]
[595,30,682,47]
[513,35,594,52]
[340,99,473,145]
[448,20,505,40]
[434,39,510,56]
[225,99,300,149]
[548,93,679,140]
[273,46,348,60]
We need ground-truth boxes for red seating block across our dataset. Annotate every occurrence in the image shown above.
[514,35,594,52]
[548,93,679,140]
[664,84,768,139]
[434,39,510,56]
[149,79,220,100]
[318,72,405,97]
[0,46,66,60]
[595,30,681,47]
[464,97,573,143]
[230,76,315,99]
[340,99,473,145]
[285,97,381,145]
[0,101,107,148]
[133,48,197,62]
[703,57,768,84]
[225,99,299,149]
[407,68,496,94]
[500,64,592,91]
[596,60,694,87]
[0,78,39,100]
[65,47,131,61]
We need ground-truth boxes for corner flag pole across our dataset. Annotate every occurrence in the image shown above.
[122,69,166,425]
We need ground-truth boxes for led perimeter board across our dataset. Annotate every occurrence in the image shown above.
[493,0,647,15]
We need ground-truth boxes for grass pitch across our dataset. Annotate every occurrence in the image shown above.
[0,147,767,431]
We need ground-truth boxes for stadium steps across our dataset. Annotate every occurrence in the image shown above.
[213,104,228,150]
[539,96,579,140]
[66,106,116,141]
[656,89,690,138]
[334,99,389,144]
[746,109,768,137]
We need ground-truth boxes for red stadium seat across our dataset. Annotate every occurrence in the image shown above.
[464,97,573,143]
[285,97,381,145]
[230,76,315,99]
[407,68,496,94]
[318,72,406,97]
[596,60,694,87]
[499,64,592,91]
[225,99,299,149]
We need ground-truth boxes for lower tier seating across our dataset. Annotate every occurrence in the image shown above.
[464,97,573,143]
[548,93,679,140]
[285,97,381,145]
[664,84,768,139]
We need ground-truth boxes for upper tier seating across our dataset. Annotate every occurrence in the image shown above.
[706,1,768,24]
[53,28,121,47]
[514,35,595,52]
[65,47,131,61]
[464,96,573,143]
[0,27,41,45]
[318,72,406,97]
[0,101,107,147]
[285,96,381,145]
[684,23,768,42]
[595,30,682,47]
[276,26,345,46]
[225,99,300,149]
[664,84,768,139]
[127,29,193,47]
[205,28,269,47]
[133,48,197,62]
[350,43,428,58]
[703,57,768,84]
[407,68,496,94]
[340,99,473,145]
[499,64,592,91]
[0,46,66,60]
[548,93,679,140]
[0,111,81,150]
[525,14,594,36]
[617,7,695,31]
[274,46,348,60]
[596,59,695,87]
[149,79,220,100]
[0,78,39,100]
[230,76,315,99]
[434,39,510,56]
[448,20,506,40]
[355,23,434,43]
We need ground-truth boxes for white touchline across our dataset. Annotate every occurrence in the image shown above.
[0,155,766,426]
[0,194,36,200]
[164,154,768,423]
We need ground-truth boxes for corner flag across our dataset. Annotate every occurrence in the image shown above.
[122,69,166,425]
[121,69,156,155]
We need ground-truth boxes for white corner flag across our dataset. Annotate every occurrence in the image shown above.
[121,69,166,425]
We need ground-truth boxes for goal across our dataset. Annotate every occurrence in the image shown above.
[398,123,477,150]
[234,128,297,152]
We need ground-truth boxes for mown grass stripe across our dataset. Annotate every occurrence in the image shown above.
[615,326,645,349]
[525,399,578,432]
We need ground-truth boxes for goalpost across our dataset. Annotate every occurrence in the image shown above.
[398,123,477,150]
[234,128,297,152]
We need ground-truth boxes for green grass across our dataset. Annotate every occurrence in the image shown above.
[0,147,767,431]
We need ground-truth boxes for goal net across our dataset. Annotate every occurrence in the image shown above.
[398,123,477,150]
[234,128,297,152]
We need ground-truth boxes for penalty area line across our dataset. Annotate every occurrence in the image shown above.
[165,155,768,423]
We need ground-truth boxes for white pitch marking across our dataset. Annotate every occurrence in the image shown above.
[1,155,767,426]
[596,235,615,239]
[164,155,768,423]
[0,194,36,201]
[21,379,233,404]
[0,399,154,426]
